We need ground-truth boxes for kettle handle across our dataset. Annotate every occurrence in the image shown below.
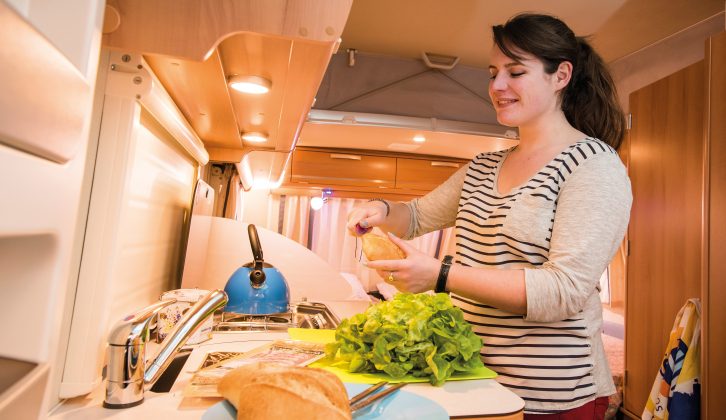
[248,224,264,262]
[247,224,266,286]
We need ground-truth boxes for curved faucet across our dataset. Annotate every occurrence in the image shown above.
[103,289,228,408]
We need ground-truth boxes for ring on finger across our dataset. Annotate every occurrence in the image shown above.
[387,271,395,282]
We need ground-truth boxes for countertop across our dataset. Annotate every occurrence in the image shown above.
[49,300,524,419]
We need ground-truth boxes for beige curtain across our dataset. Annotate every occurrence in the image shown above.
[280,195,311,246]
[308,197,452,291]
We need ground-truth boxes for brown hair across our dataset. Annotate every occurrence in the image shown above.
[492,13,625,149]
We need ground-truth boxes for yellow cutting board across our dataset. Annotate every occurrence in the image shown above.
[288,328,497,384]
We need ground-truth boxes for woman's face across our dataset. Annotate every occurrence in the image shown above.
[488,46,564,128]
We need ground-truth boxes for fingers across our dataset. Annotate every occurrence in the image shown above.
[346,202,388,236]
[366,259,405,271]
[386,232,411,252]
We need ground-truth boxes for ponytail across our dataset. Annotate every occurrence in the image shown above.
[562,38,625,149]
[492,14,626,149]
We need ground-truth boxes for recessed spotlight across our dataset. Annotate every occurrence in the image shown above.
[241,132,268,143]
[413,135,426,143]
[228,75,271,94]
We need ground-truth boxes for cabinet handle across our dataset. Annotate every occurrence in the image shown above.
[431,161,459,168]
[330,153,362,161]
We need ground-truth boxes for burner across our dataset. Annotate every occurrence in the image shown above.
[214,302,340,332]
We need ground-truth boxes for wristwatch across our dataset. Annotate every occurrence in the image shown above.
[435,255,454,293]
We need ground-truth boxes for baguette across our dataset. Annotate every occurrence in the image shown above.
[362,233,406,261]
[218,362,351,420]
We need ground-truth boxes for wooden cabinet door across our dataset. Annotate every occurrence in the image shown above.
[704,31,726,420]
[395,158,462,190]
[624,61,704,416]
[290,149,396,188]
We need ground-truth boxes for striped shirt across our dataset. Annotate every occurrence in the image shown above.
[405,138,632,413]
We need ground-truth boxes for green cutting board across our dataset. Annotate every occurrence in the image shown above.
[288,328,497,384]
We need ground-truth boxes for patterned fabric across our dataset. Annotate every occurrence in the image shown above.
[642,299,701,420]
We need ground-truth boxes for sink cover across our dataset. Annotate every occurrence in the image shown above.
[214,302,339,332]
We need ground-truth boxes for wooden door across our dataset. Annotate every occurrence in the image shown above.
[624,61,705,416]
[704,31,726,420]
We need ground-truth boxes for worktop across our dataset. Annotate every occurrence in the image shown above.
[49,300,524,419]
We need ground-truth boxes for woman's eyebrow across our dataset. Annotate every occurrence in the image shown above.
[488,62,524,71]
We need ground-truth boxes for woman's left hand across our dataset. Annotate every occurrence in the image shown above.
[365,233,441,293]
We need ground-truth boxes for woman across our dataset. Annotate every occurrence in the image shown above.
[346,13,631,419]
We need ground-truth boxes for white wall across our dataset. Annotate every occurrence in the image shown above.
[60,87,197,399]
[0,1,105,416]
[5,0,104,79]
[240,188,281,230]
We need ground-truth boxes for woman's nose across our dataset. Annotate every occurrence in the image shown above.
[489,73,507,91]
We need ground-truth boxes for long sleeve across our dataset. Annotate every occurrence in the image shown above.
[403,163,468,239]
[524,153,632,322]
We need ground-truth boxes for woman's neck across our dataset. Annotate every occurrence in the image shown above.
[515,111,584,154]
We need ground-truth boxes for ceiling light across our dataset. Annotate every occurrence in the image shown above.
[413,135,426,143]
[241,132,268,143]
[228,75,271,94]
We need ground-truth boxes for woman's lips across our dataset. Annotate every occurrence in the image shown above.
[496,99,518,108]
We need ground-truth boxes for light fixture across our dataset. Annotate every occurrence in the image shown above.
[228,75,271,94]
[413,134,426,143]
[241,132,268,143]
[310,196,324,210]
[310,188,333,210]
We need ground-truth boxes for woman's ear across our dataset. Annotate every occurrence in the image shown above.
[554,61,573,90]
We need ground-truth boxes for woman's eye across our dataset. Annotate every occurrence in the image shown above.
[510,72,525,77]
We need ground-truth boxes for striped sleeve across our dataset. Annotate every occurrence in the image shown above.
[524,152,632,322]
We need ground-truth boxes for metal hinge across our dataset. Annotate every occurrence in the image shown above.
[627,113,632,130]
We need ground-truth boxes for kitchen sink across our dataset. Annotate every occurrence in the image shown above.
[148,349,192,393]
[148,302,339,393]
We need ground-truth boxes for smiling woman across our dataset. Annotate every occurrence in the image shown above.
[345,13,632,419]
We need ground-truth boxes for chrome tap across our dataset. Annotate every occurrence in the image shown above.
[103,289,228,408]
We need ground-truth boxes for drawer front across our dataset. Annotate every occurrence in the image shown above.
[395,158,462,191]
[290,150,396,187]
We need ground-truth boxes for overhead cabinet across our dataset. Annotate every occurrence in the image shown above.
[290,150,396,188]
[395,158,462,191]
[288,149,464,192]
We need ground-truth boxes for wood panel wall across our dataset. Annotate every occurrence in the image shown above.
[624,60,705,416]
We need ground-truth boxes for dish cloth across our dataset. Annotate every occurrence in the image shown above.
[642,298,701,420]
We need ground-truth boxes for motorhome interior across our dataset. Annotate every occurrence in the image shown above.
[1,0,725,418]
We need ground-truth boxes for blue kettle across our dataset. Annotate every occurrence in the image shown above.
[223,224,290,314]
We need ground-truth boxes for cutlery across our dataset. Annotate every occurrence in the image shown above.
[350,382,407,412]
[348,381,387,406]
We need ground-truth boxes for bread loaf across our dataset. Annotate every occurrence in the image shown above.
[362,233,406,261]
[218,362,351,420]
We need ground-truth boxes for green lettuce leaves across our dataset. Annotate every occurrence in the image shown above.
[325,293,483,386]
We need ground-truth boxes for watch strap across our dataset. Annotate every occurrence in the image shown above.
[435,255,454,293]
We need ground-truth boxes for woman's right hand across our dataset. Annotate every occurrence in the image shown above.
[346,200,389,236]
